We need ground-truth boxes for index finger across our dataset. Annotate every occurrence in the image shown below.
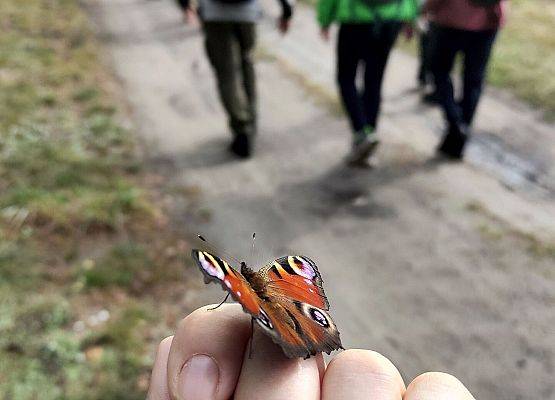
[167,304,251,400]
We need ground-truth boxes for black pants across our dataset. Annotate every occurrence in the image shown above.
[418,26,435,85]
[431,25,497,128]
[336,22,402,133]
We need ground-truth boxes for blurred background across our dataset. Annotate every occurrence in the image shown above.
[0,0,553,399]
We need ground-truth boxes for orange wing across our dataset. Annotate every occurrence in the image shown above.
[259,255,330,309]
[258,299,343,358]
[192,250,261,315]
[193,251,342,359]
[256,256,342,358]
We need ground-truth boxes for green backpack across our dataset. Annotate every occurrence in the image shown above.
[360,0,400,4]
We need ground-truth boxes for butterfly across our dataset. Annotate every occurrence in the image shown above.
[192,249,343,359]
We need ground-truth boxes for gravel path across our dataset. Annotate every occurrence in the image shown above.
[87,1,555,398]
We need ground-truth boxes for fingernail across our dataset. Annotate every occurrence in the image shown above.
[178,354,219,400]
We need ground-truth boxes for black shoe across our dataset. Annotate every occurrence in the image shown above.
[230,133,252,158]
[437,125,468,160]
[422,91,441,105]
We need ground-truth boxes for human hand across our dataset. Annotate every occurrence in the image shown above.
[320,27,330,41]
[402,23,415,40]
[147,304,476,399]
[183,8,197,25]
[277,17,290,34]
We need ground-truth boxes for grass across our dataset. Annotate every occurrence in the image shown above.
[78,243,152,289]
[255,47,344,116]
[465,200,555,261]
[0,1,195,399]
[488,0,555,120]
[405,0,555,119]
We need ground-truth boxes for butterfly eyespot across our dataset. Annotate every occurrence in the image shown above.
[257,310,273,330]
[308,307,330,328]
[289,256,317,280]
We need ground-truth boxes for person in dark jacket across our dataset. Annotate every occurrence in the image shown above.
[425,0,506,159]
[177,0,293,158]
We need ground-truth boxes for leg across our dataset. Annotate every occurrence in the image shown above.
[208,293,230,310]
[422,23,441,103]
[362,21,402,129]
[235,23,257,135]
[431,26,462,129]
[460,29,497,126]
[418,30,430,85]
[336,24,365,133]
[204,22,251,136]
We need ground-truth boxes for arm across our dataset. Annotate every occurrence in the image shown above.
[176,0,197,24]
[421,0,442,15]
[176,0,190,10]
[276,0,293,20]
[317,0,338,28]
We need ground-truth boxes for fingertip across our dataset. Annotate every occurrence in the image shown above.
[167,304,251,400]
[159,335,174,351]
[147,336,174,400]
[322,349,405,399]
[315,353,326,381]
[234,329,321,400]
[405,372,475,400]
[330,349,405,391]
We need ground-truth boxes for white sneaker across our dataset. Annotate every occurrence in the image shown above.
[346,131,379,167]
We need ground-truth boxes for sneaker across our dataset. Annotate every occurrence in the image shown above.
[230,133,252,158]
[346,128,380,167]
[437,124,468,160]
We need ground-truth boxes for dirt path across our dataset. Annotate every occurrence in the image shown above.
[86,1,554,398]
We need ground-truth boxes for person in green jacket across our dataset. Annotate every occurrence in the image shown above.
[318,0,418,166]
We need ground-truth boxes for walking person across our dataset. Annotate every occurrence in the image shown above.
[416,12,440,103]
[317,0,418,167]
[177,0,293,158]
[425,0,506,159]
[416,10,433,88]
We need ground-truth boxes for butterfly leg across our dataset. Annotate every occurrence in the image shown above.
[208,292,230,311]
[248,317,254,359]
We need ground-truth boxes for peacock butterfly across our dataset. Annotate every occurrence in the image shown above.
[192,249,343,359]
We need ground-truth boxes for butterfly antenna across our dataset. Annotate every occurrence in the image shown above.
[197,234,242,266]
[250,232,256,264]
[207,293,230,311]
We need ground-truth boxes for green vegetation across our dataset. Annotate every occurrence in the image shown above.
[78,243,152,289]
[488,0,555,120]
[0,1,192,399]
[466,201,555,261]
[402,0,555,119]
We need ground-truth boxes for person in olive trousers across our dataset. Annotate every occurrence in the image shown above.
[317,0,418,166]
[177,0,293,158]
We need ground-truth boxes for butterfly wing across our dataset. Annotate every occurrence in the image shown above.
[255,256,342,358]
[259,255,329,309]
[192,250,262,315]
[256,298,342,358]
[193,251,342,359]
